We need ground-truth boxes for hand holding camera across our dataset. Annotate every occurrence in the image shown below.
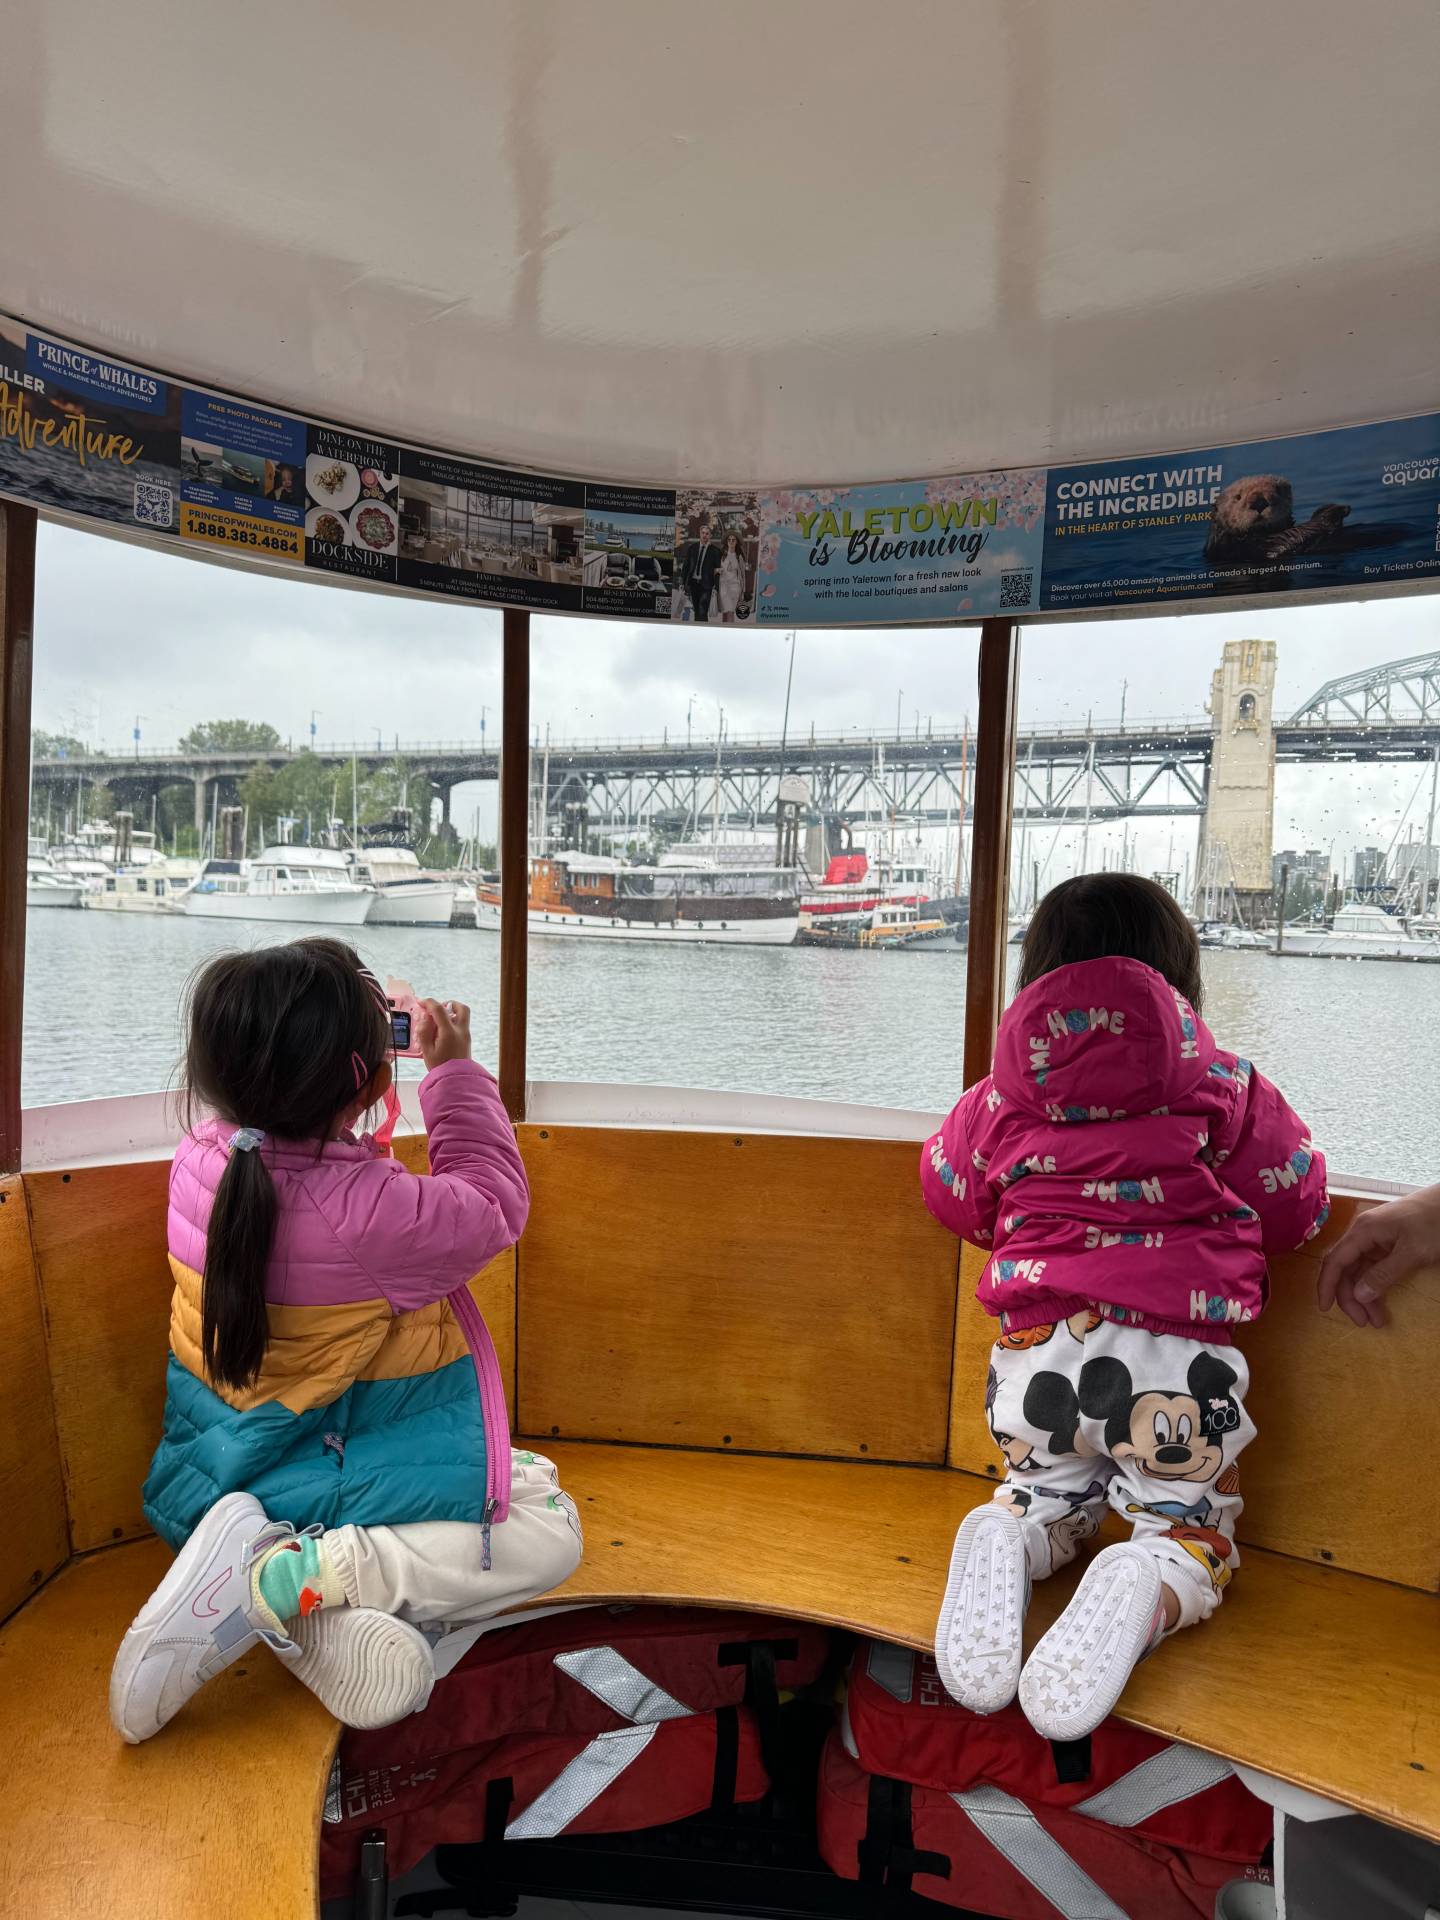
[386,980,473,1071]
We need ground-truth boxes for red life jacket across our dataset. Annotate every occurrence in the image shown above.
[321,1605,832,1899]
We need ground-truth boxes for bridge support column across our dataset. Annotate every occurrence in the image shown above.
[1196,639,1277,924]
[193,773,210,837]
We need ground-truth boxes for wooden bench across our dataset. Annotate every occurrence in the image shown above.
[1,1129,1437,1918]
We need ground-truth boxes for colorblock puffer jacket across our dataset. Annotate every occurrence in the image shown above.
[143,1059,526,1549]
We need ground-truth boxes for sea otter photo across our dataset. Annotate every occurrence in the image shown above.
[1204,473,1351,565]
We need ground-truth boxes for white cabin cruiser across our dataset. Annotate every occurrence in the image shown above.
[1277,902,1440,962]
[349,846,456,926]
[180,848,373,925]
[25,855,83,910]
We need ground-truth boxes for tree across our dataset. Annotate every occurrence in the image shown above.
[180,719,282,754]
[242,753,343,848]
[31,729,89,760]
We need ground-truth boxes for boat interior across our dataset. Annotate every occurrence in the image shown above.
[2,3,1439,1916]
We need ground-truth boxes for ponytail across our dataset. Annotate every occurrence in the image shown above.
[182,937,393,1391]
[201,1145,277,1391]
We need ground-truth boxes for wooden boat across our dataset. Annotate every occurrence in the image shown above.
[0,9,1438,1918]
[476,851,800,945]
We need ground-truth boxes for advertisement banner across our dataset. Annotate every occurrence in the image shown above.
[1,307,1438,628]
[305,428,401,584]
[583,484,677,620]
[179,391,306,563]
[1041,415,1440,612]
[754,472,1046,624]
[396,450,586,611]
[0,317,179,533]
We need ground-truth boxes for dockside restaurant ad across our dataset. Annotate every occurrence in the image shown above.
[2,307,1439,627]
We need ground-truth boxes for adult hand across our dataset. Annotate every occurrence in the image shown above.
[1316,1183,1440,1327]
[417,998,472,1071]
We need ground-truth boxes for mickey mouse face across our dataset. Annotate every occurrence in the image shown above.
[1077,1351,1239,1486]
[1113,1391,1225,1482]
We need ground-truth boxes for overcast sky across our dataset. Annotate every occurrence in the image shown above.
[31,522,1440,876]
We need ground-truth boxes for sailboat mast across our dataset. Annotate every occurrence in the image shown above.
[954,721,969,898]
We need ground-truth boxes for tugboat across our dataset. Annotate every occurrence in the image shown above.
[798,848,933,932]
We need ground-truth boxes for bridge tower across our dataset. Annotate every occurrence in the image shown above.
[1196,638,1277,922]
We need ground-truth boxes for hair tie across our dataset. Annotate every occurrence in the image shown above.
[227,1127,266,1155]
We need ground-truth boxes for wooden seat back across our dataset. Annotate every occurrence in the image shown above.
[0,1174,67,1619]
[8,1127,1436,1600]
[516,1125,960,1464]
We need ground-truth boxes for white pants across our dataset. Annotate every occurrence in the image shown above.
[326,1450,583,1629]
[984,1315,1253,1629]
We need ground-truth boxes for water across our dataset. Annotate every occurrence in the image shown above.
[21,910,1440,1185]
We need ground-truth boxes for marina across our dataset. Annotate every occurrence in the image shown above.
[21,904,1440,1188]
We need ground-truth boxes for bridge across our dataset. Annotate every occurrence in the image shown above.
[29,647,1440,844]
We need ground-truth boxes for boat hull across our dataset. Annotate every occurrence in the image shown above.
[27,883,83,910]
[365,885,456,927]
[476,900,798,945]
[182,889,373,925]
[1275,935,1440,961]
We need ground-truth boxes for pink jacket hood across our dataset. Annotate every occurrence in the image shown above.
[992,956,1216,1124]
[921,958,1328,1342]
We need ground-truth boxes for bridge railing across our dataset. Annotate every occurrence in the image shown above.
[35,709,1428,773]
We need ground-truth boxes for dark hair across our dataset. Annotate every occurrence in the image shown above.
[182,938,390,1391]
[1016,873,1204,1014]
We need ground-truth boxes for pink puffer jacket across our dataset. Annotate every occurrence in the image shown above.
[920,957,1328,1342]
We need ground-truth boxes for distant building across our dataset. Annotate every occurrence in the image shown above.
[1272,847,1330,890]
[1390,838,1439,902]
[1353,846,1387,892]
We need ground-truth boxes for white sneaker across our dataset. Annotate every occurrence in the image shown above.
[1019,1542,1167,1741]
[276,1607,436,1728]
[109,1492,297,1744]
[934,1504,1031,1714]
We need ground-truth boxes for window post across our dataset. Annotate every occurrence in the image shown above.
[0,503,36,1174]
[498,608,530,1121]
[963,619,1021,1088]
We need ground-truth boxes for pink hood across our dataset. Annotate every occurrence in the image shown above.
[921,957,1328,1341]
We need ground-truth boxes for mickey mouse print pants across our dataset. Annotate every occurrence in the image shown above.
[983,1312,1255,1628]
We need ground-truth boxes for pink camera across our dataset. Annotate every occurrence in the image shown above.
[384,978,426,1058]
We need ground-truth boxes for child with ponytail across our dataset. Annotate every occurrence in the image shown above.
[110,937,581,1743]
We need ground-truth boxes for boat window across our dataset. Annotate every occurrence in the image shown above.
[1019,607,1440,1185]
[524,619,980,1110]
[23,523,500,1109]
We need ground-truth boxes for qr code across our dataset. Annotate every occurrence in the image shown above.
[133,480,173,528]
[999,570,1033,609]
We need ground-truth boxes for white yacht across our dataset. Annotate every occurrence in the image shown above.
[348,846,456,926]
[1197,921,1271,951]
[180,848,374,925]
[1277,901,1440,961]
[55,821,163,870]
[26,854,84,910]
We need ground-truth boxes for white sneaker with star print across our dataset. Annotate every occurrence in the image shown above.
[1018,1542,1167,1741]
[934,1504,1030,1714]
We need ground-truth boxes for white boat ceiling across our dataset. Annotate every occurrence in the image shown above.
[6,0,1439,487]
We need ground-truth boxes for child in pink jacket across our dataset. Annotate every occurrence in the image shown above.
[923,875,1327,1741]
[110,937,582,1744]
